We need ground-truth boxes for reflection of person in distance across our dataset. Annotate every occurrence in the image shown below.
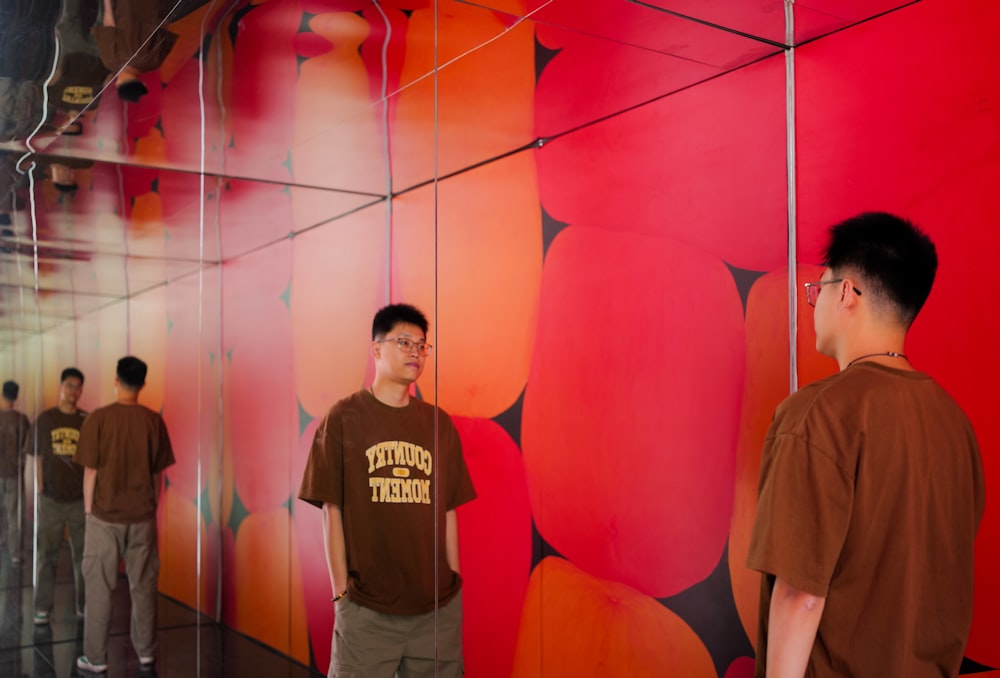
[26,368,89,626]
[92,0,178,103]
[748,212,985,677]
[0,380,30,566]
[45,0,109,136]
[74,357,175,674]
[299,303,477,678]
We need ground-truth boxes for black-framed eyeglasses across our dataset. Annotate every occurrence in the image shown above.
[803,279,862,307]
[376,337,432,356]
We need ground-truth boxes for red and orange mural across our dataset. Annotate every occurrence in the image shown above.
[0,0,997,676]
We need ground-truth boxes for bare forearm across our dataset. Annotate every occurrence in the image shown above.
[83,467,97,514]
[322,503,349,595]
[446,510,460,575]
[35,459,42,492]
[766,577,826,678]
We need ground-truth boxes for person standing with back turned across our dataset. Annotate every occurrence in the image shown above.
[747,212,985,677]
[0,379,29,565]
[299,303,477,678]
[73,356,175,674]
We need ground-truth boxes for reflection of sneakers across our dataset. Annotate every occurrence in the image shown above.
[139,656,156,672]
[10,557,20,566]
[32,610,49,625]
[76,656,107,673]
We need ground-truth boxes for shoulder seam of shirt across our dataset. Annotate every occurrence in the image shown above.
[768,430,856,481]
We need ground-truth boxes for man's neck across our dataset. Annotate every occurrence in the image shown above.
[58,403,78,415]
[117,392,140,405]
[837,327,910,372]
[370,377,411,408]
[0,400,13,411]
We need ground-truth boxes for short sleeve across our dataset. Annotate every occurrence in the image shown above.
[18,414,30,451]
[23,418,39,457]
[441,415,476,512]
[73,411,101,469]
[746,432,854,597]
[153,416,176,472]
[298,408,345,509]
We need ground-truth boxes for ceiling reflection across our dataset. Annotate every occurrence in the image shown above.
[1,0,915,341]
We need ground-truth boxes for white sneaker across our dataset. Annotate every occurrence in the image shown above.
[76,656,108,673]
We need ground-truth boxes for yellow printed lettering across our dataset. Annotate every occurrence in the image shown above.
[368,477,432,504]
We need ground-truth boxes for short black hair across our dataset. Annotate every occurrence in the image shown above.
[371,303,429,339]
[61,367,84,384]
[2,380,18,401]
[823,212,938,327]
[116,356,148,390]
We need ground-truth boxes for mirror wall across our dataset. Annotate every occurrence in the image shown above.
[2,0,999,676]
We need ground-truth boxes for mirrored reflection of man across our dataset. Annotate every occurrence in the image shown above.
[299,303,477,678]
[73,357,175,675]
[747,213,986,677]
[0,0,60,142]
[46,0,108,136]
[0,379,30,566]
[26,368,88,625]
[92,0,178,103]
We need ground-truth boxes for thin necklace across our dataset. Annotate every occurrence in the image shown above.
[847,351,908,368]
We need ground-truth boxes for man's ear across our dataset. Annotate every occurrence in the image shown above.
[840,278,859,308]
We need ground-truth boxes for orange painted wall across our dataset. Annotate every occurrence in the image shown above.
[2,0,997,675]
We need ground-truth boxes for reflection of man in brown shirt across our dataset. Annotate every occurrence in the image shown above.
[0,379,30,564]
[299,304,476,678]
[26,367,88,622]
[73,356,174,674]
[92,0,178,102]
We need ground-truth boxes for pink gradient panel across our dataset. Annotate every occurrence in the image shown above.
[522,226,744,598]
[162,277,205,500]
[536,57,788,272]
[534,36,721,138]
[224,241,298,512]
[453,417,532,678]
[224,0,300,182]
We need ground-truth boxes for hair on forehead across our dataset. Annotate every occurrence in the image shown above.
[372,303,429,339]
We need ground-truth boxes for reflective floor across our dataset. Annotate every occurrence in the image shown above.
[0,541,320,678]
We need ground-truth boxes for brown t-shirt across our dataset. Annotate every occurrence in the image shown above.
[0,408,30,478]
[747,362,985,677]
[73,402,175,523]
[298,390,477,615]
[24,407,87,502]
[91,0,178,74]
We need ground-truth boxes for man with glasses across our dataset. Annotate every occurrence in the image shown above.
[747,212,985,677]
[26,367,88,625]
[299,303,476,678]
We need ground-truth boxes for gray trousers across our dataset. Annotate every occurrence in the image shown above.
[35,494,86,615]
[82,514,159,664]
[330,590,464,678]
[0,476,20,558]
